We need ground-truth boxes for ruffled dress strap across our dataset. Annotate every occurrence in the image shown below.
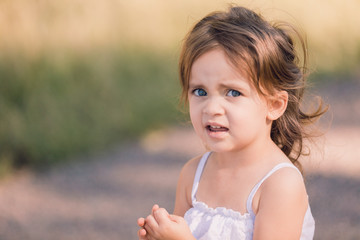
[190,152,212,203]
[246,162,301,217]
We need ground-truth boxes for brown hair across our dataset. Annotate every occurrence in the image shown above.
[179,6,327,171]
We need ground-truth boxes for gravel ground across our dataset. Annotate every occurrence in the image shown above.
[0,79,359,240]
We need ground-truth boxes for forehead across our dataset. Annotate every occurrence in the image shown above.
[189,48,251,86]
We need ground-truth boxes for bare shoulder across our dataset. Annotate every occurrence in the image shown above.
[254,165,308,239]
[262,165,307,198]
[173,155,202,216]
[178,155,202,190]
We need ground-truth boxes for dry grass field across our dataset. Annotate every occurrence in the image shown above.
[1,0,359,71]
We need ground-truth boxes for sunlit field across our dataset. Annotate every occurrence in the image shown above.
[0,1,359,239]
[1,0,359,70]
[0,0,359,171]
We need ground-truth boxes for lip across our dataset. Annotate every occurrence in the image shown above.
[205,121,228,129]
[205,122,229,138]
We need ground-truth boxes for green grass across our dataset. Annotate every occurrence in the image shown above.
[1,0,359,175]
[0,48,181,172]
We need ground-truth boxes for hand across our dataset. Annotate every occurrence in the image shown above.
[137,205,160,240]
[137,217,148,240]
[144,206,194,240]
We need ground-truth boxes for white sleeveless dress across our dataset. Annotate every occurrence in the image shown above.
[184,152,315,240]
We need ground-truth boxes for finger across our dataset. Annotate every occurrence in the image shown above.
[169,214,182,223]
[137,228,147,240]
[154,208,170,225]
[137,217,145,227]
[144,214,158,235]
[152,204,159,215]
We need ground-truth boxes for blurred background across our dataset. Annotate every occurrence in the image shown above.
[0,0,359,239]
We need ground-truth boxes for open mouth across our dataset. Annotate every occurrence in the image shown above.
[206,125,229,132]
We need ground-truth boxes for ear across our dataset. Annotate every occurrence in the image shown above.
[266,90,288,121]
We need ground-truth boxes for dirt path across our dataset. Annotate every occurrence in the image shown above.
[0,80,359,240]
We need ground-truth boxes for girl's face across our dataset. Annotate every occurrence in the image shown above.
[188,48,272,154]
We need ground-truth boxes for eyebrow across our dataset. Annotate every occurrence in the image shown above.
[219,79,249,91]
[188,83,205,89]
[219,82,243,89]
[188,77,250,91]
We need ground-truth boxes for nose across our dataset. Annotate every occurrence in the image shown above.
[203,96,225,116]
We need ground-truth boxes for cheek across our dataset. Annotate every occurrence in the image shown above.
[189,102,203,130]
[229,103,267,125]
[189,106,200,125]
[188,99,200,116]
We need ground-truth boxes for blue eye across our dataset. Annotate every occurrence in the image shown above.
[193,88,207,96]
[226,89,241,97]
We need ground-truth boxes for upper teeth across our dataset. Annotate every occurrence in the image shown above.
[211,125,221,128]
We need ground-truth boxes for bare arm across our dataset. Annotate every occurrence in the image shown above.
[253,168,309,240]
[173,156,201,216]
[137,156,200,240]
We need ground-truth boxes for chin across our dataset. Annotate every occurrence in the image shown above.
[205,142,236,153]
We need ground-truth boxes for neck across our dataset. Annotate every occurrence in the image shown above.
[211,137,281,170]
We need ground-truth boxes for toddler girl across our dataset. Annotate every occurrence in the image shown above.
[137,6,326,240]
